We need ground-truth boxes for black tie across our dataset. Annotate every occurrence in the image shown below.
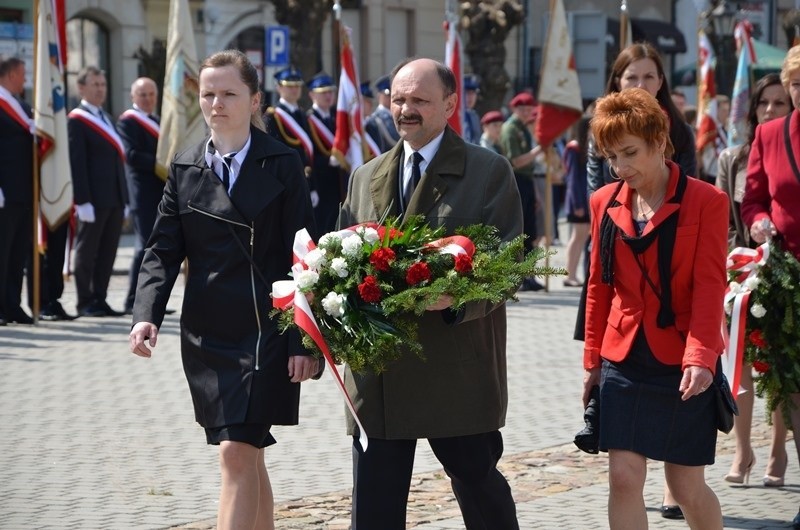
[96,110,108,125]
[222,154,236,193]
[404,152,423,208]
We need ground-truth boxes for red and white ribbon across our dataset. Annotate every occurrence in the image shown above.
[722,242,770,399]
[424,235,475,257]
[272,227,370,451]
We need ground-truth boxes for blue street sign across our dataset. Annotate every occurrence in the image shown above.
[265,25,289,66]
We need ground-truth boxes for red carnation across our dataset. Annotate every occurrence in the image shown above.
[454,253,473,274]
[749,329,767,349]
[358,275,382,303]
[752,360,771,373]
[406,261,432,285]
[369,247,396,272]
[378,226,403,241]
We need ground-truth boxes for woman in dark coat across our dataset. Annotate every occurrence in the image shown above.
[129,50,318,529]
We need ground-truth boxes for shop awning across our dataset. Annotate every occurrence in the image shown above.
[607,18,688,55]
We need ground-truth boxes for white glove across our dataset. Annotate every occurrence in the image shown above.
[75,202,96,223]
[310,190,320,208]
[124,205,130,219]
[328,155,341,168]
[0,187,4,208]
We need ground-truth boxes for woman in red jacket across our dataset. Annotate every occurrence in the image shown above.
[583,88,728,529]
[741,44,800,529]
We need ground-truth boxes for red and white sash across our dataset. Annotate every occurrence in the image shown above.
[0,87,34,134]
[68,107,126,161]
[273,106,314,161]
[307,113,335,152]
[119,108,159,139]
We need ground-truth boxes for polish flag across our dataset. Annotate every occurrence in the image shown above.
[444,16,463,136]
[331,25,367,173]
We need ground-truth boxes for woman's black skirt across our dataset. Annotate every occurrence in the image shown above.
[599,329,717,466]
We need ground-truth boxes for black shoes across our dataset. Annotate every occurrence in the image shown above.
[7,307,33,325]
[0,316,6,326]
[661,505,684,520]
[518,277,545,292]
[40,301,77,321]
[793,507,800,529]
[77,300,124,318]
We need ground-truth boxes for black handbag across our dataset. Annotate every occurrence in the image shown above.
[714,372,738,434]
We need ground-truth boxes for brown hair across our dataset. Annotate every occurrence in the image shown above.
[606,43,691,156]
[200,49,264,132]
[591,87,673,159]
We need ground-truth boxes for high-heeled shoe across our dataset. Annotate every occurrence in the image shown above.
[763,453,788,487]
[660,505,684,520]
[724,453,756,484]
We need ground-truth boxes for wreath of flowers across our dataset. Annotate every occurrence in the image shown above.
[726,241,800,419]
[272,215,561,373]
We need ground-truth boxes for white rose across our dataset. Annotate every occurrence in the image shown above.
[728,281,742,294]
[724,302,733,316]
[321,292,346,317]
[743,276,760,291]
[303,248,327,270]
[750,303,767,318]
[295,269,320,289]
[319,232,342,247]
[358,226,380,244]
[341,234,363,257]
[330,257,349,278]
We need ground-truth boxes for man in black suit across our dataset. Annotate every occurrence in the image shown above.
[263,66,317,208]
[117,77,165,314]
[68,66,128,317]
[306,73,344,234]
[0,56,34,325]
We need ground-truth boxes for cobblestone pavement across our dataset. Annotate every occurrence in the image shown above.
[1,233,797,529]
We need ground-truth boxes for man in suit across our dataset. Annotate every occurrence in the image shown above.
[117,77,165,314]
[68,66,128,317]
[367,75,400,152]
[462,74,482,144]
[306,73,344,234]
[339,57,522,530]
[0,57,34,325]
[263,66,316,207]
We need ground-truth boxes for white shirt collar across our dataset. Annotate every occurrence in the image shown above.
[312,104,330,120]
[80,99,104,116]
[204,134,252,191]
[402,130,445,173]
[279,98,299,113]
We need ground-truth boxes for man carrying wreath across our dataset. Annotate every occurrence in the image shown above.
[339,57,522,529]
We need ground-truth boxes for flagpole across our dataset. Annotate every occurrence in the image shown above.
[620,0,629,51]
[31,0,41,324]
[539,0,558,293]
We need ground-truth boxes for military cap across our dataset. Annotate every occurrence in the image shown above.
[274,66,304,86]
[374,75,391,95]
[509,92,536,108]
[464,74,480,92]
[480,110,504,125]
[360,81,374,99]
[308,73,336,92]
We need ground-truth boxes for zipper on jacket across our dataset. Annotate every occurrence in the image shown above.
[188,205,263,371]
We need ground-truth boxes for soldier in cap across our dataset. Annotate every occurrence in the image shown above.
[367,75,399,152]
[360,81,385,157]
[462,74,482,144]
[264,66,317,205]
[306,73,343,233]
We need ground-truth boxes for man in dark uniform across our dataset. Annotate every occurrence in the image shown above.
[0,57,34,325]
[68,66,128,317]
[263,66,316,207]
[117,77,165,314]
[360,81,385,157]
[306,73,343,234]
[367,75,400,153]
[462,74,482,144]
